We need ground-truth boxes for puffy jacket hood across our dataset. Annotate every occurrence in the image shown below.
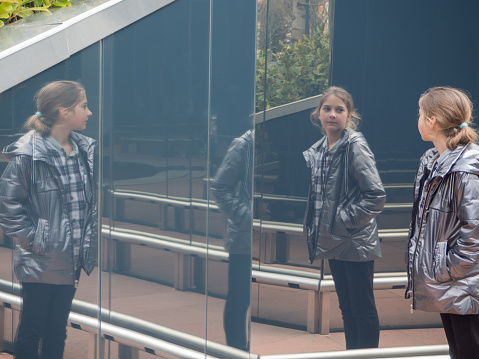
[3,130,96,163]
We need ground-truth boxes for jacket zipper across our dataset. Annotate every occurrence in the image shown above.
[409,178,440,312]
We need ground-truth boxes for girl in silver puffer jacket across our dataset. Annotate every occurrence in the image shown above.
[304,86,385,349]
[0,81,97,359]
[407,86,479,359]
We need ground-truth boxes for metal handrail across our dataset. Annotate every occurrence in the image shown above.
[259,345,449,359]
[111,189,413,212]
[103,227,228,261]
[0,291,221,359]
[0,284,445,359]
[110,189,411,240]
[0,282,257,359]
[104,226,408,294]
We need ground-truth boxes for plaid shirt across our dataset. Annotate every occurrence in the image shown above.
[45,136,87,271]
[312,140,333,228]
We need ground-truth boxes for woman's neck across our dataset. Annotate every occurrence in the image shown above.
[50,125,72,153]
[433,133,448,156]
[326,131,343,149]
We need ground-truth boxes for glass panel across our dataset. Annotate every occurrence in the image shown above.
[253,0,331,336]
[100,0,211,356]
[0,43,101,356]
[206,0,257,353]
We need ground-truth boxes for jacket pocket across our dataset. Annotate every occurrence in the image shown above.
[433,241,452,282]
[32,219,51,256]
[331,208,350,238]
[35,176,58,192]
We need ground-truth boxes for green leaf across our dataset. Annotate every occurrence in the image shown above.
[52,0,70,7]
[18,6,48,12]
[0,0,18,3]
[0,9,9,18]
[18,9,33,17]
[0,3,13,11]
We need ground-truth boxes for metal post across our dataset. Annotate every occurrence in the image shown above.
[88,334,105,359]
[0,306,4,352]
[319,291,330,335]
[261,232,277,264]
[119,344,140,359]
[174,253,192,290]
[307,290,319,333]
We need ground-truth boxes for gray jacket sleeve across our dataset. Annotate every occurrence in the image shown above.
[0,155,36,249]
[339,138,386,230]
[447,172,479,280]
[211,137,251,230]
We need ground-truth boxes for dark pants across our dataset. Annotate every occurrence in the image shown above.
[15,282,76,359]
[224,253,251,351]
[440,313,479,359]
[329,259,380,349]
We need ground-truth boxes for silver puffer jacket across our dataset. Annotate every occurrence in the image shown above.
[0,130,98,285]
[303,127,386,263]
[406,144,479,314]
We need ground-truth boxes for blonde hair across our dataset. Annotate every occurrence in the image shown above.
[311,86,361,132]
[24,80,86,137]
[419,86,478,150]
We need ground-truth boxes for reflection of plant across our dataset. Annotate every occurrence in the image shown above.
[256,24,329,113]
[0,0,71,27]
[254,125,278,166]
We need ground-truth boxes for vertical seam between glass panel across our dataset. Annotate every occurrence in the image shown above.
[256,0,271,316]
[97,38,103,359]
[205,0,214,354]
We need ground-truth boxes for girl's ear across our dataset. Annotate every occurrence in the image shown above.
[429,116,438,129]
[58,107,70,121]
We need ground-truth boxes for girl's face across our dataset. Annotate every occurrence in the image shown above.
[318,95,351,137]
[64,94,92,131]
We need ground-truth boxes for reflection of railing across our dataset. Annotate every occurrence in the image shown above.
[103,226,408,334]
[110,189,410,264]
[0,280,256,359]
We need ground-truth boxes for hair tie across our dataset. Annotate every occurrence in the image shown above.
[460,123,468,129]
[35,111,43,117]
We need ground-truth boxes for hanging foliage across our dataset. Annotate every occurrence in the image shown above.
[0,0,71,27]
[256,23,330,113]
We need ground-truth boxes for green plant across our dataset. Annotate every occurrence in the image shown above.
[256,23,329,113]
[0,0,71,27]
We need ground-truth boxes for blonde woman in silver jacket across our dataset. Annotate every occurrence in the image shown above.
[407,87,479,359]
[0,81,97,359]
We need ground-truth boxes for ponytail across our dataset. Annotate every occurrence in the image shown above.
[24,113,56,137]
[445,124,478,150]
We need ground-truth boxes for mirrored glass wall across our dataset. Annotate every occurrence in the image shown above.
[0,0,256,357]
